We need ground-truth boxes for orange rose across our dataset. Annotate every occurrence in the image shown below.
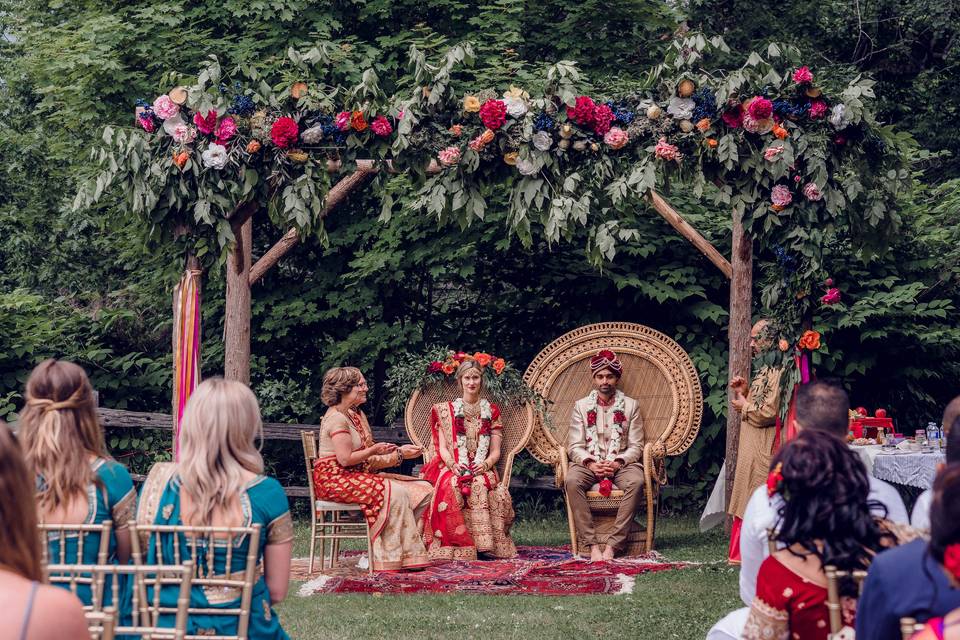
[351,111,368,132]
[778,338,790,352]
[696,118,711,132]
[492,358,506,375]
[449,124,463,137]
[480,129,495,144]
[474,352,493,367]
[441,362,456,375]
[706,138,718,148]
[771,204,785,212]
[290,82,308,99]
[772,124,789,139]
[246,139,262,154]
[173,151,189,169]
[798,330,821,350]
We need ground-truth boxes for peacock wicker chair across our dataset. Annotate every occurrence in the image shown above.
[523,321,703,555]
[404,380,535,488]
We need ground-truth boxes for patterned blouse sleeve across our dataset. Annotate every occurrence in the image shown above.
[742,557,790,640]
[491,403,503,430]
[259,477,294,546]
[101,460,137,530]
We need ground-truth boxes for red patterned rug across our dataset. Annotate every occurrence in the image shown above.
[294,546,689,596]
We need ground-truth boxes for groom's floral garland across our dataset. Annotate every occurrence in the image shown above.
[451,398,494,496]
[585,390,627,462]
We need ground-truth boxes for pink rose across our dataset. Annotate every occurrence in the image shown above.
[654,137,681,162]
[803,182,823,201]
[821,288,841,305]
[771,185,793,208]
[748,97,773,121]
[335,111,351,132]
[742,113,773,134]
[792,66,814,84]
[193,110,218,136]
[438,146,461,167]
[809,100,828,119]
[764,145,784,162]
[370,115,393,137]
[604,127,629,150]
[172,123,196,144]
[153,95,180,120]
[137,114,156,133]
[214,116,237,145]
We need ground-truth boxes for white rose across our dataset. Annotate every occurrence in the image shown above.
[516,157,538,176]
[532,130,553,151]
[503,96,528,118]
[667,97,695,120]
[829,104,850,130]
[201,143,229,170]
[300,125,324,144]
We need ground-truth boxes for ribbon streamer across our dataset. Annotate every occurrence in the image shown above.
[172,269,202,460]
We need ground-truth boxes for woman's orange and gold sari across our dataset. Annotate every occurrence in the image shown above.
[311,408,432,571]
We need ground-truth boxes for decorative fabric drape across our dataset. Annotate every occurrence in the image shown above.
[172,269,202,460]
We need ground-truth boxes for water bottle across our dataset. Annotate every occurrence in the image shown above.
[926,422,939,451]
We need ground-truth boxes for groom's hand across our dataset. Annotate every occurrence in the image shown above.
[587,461,611,479]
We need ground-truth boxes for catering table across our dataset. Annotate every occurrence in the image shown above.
[851,444,946,489]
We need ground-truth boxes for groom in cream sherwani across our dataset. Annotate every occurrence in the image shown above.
[565,349,645,561]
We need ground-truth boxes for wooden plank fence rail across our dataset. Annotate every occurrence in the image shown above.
[99,408,557,496]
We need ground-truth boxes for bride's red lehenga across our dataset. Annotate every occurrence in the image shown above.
[419,401,517,560]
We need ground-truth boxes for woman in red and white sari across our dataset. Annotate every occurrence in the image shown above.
[419,360,517,560]
[311,367,432,571]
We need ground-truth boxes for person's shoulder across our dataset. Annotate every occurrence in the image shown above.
[32,583,88,636]
[873,537,926,569]
[97,457,134,487]
[251,474,286,498]
[321,408,349,426]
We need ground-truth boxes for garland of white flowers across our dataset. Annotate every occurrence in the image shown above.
[584,390,627,462]
[451,397,493,471]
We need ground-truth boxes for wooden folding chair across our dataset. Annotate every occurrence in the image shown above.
[900,617,926,639]
[824,564,869,634]
[47,563,192,640]
[40,520,113,609]
[301,430,373,574]
[85,607,117,640]
[130,523,260,640]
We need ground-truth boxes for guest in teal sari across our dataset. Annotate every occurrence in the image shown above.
[19,359,136,614]
[137,378,293,639]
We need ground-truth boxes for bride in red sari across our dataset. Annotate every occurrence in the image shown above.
[419,360,517,560]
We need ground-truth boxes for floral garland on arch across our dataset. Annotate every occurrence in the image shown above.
[584,390,627,462]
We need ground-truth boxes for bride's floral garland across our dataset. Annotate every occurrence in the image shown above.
[585,390,627,461]
[451,397,493,496]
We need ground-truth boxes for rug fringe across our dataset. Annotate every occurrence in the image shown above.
[615,573,636,595]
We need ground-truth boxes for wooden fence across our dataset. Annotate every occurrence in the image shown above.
[98,408,556,497]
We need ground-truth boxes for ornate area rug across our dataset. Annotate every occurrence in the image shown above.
[294,546,689,596]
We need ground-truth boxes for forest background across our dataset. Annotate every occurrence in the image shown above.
[2,0,958,511]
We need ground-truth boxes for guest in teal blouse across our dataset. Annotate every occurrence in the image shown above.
[19,359,137,612]
[137,378,293,639]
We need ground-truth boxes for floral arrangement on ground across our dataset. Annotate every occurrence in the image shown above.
[383,347,541,422]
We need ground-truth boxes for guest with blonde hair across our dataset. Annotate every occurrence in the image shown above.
[311,366,433,571]
[137,378,292,638]
[0,422,89,640]
[18,359,136,612]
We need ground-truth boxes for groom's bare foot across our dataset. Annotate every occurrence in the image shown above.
[601,545,615,561]
[589,545,604,561]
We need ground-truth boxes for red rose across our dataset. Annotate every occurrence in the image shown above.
[722,105,743,129]
[271,116,299,149]
[193,110,218,136]
[457,473,473,497]
[593,104,615,135]
[587,410,597,426]
[613,410,626,424]
[766,462,783,497]
[598,478,614,497]
[479,99,507,130]
[479,419,492,435]
[568,96,596,126]
[427,361,443,374]
[747,97,773,121]
[944,544,960,581]
[454,416,466,434]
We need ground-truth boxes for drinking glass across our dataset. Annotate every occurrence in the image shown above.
[915,429,928,448]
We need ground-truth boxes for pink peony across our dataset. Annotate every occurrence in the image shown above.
[193,110,218,136]
[438,146,461,167]
[371,115,393,136]
[270,116,299,148]
[722,105,743,128]
[803,182,823,201]
[593,104,615,135]
[742,113,773,134]
[764,145,784,162]
[771,185,793,208]
[479,99,507,130]
[137,114,156,133]
[604,127,629,150]
[172,123,196,144]
[821,288,841,305]
[654,137,681,161]
[568,96,596,126]
[809,99,828,119]
[335,111,351,131]
[792,66,814,84]
[153,95,180,120]
[748,97,773,121]
[214,116,237,145]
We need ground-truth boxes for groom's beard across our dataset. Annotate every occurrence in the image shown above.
[598,384,614,395]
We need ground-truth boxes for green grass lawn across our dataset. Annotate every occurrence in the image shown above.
[275,512,740,640]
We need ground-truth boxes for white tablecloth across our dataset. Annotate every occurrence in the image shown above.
[851,445,945,489]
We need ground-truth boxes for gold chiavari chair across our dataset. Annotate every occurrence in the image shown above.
[40,520,113,609]
[85,607,117,640]
[900,617,926,639]
[48,563,193,640]
[130,523,260,640]
[301,430,373,574]
[824,564,869,635]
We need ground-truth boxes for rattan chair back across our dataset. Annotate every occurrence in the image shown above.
[405,380,534,485]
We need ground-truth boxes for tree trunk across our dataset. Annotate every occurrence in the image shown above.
[225,218,253,383]
[725,210,753,512]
